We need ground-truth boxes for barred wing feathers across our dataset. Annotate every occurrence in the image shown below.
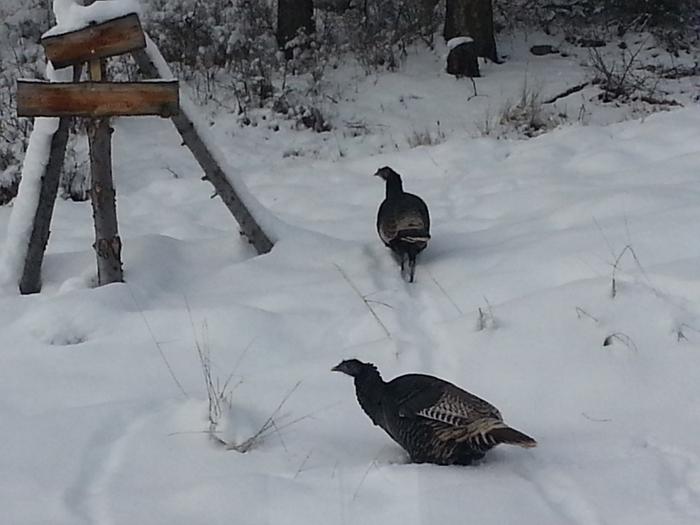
[388,375,536,449]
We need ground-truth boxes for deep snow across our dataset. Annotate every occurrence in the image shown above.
[2,33,700,525]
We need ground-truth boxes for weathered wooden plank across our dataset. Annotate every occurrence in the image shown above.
[132,48,274,255]
[16,80,179,118]
[41,13,145,69]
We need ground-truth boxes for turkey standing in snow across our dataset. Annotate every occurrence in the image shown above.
[375,166,430,282]
[332,359,536,465]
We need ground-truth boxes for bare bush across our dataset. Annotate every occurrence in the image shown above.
[481,81,564,138]
[196,329,236,436]
[194,323,301,453]
[494,0,699,51]
[587,39,657,102]
[335,0,443,73]
[406,122,445,148]
[0,1,50,204]
[146,0,279,107]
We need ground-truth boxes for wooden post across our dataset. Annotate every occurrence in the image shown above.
[88,58,123,284]
[19,66,81,295]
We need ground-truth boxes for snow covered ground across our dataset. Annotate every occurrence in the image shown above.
[2,38,700,525]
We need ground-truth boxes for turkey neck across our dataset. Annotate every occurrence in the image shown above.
[385,176,404,200]
[354,367,386,422]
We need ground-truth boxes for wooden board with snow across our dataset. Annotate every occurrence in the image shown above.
[41,13,145,69]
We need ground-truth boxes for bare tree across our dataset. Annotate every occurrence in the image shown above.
[444,0,498,63]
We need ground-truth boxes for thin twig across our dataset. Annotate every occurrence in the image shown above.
[426,268,463,316]
[352,460,378,501]
[676,323,700,342]
[227,381,302,452]
[271,401,343,435]
[603,332,638,352]
[365,299,394,309]
[164,166,182,178]
[593,217,616,259]
[582,412,612,423]
[334,263,391,339]
[126,284,188,397]
[294,450,314,479]
[270,420,289,454]
[575,306,599,323]
[611,244,652,298]
[167,430,218,437]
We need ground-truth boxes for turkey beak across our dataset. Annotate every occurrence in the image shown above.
[331,363,342,372]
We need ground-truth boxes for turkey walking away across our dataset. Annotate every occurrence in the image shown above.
[375,167,430,282]
[332,359,537,465]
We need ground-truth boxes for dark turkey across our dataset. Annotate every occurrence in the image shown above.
[332,359,536,465]
[375,167,430,282]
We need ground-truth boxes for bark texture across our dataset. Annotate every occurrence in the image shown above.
[444,0,498,62]
[19,117,72,294]
[89,117,123,285]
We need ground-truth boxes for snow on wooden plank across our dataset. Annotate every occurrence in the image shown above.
[41,13,145,69]
[44,0,142,38]
[16,80,179,118]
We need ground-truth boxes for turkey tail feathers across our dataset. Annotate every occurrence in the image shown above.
[488,426,537,448]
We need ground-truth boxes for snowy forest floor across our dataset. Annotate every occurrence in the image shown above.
[1,36,700,524]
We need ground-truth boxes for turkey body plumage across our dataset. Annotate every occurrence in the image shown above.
[375,167,430,282]
[333,359,537,465]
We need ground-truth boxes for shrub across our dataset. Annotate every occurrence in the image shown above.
[0,0,48,204]
[481,81,564,139]
[494,0,699,51]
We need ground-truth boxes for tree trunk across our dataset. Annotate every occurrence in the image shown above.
[277,0,315,59]
[444,0,498,63]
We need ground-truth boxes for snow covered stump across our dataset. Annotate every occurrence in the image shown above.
[447,37,480,78]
